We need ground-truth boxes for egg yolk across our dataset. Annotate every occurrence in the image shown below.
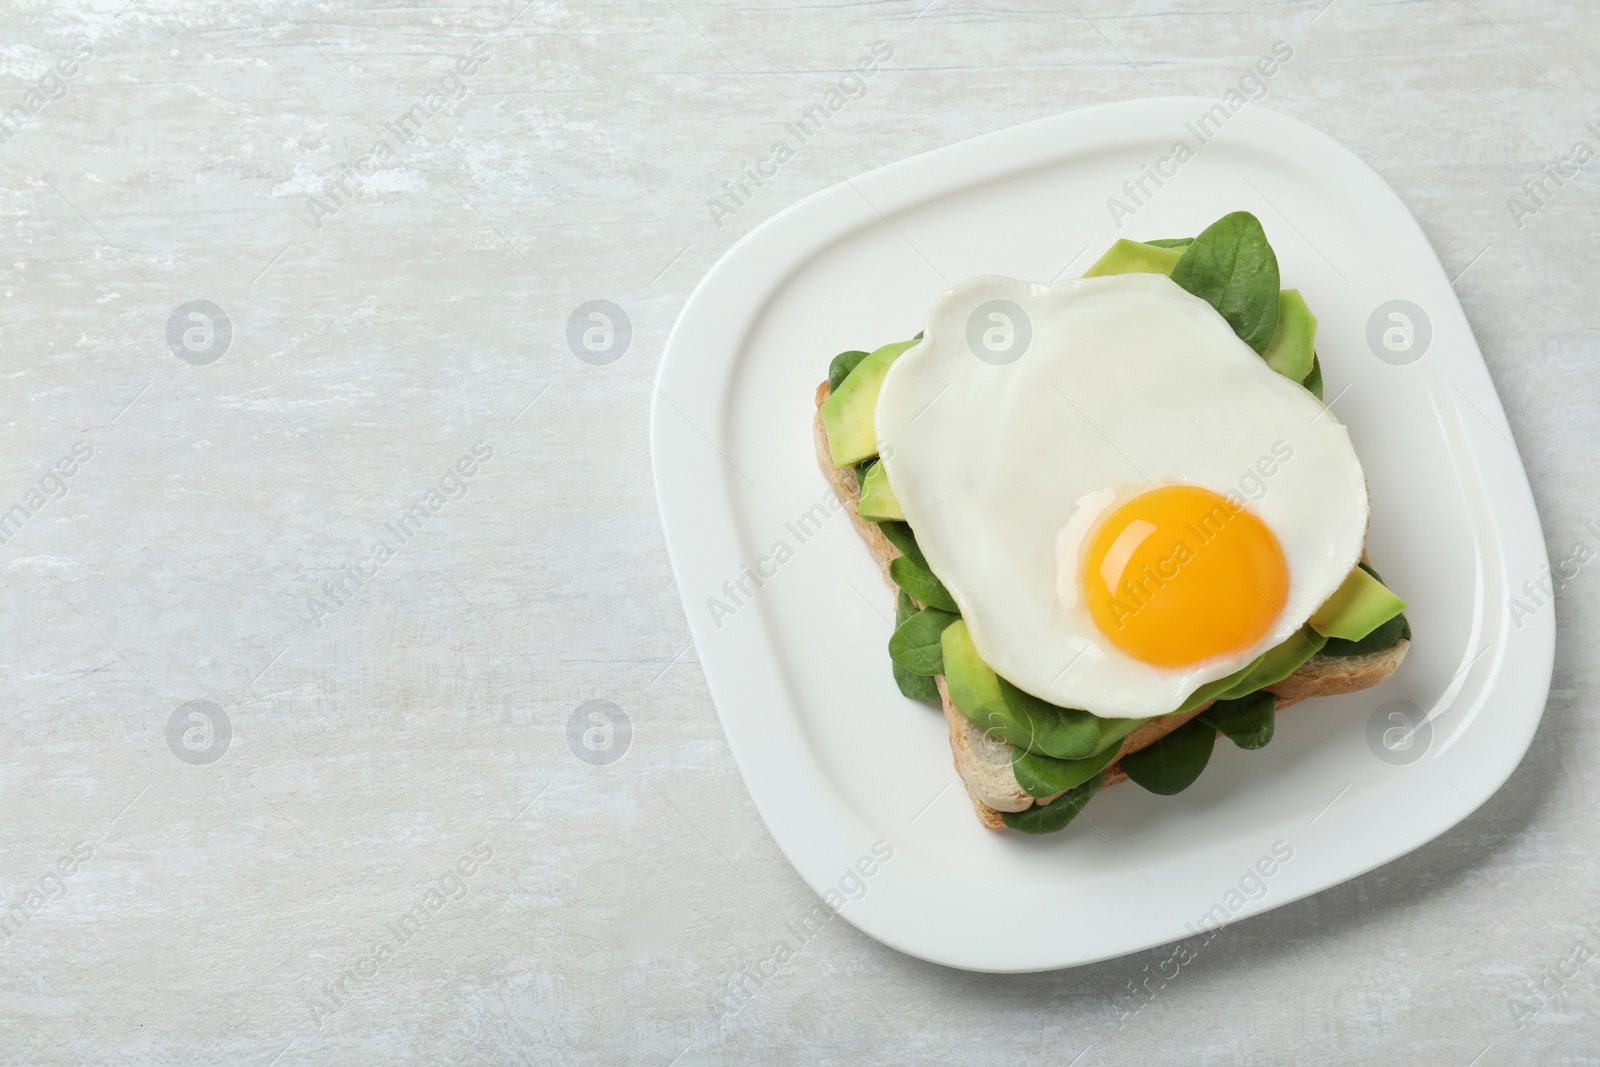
[1081,485,1288,669]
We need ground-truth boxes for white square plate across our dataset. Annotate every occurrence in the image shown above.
[651,98,1553,971]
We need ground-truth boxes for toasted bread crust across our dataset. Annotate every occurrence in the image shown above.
[813,381,1408,830]
[815,380,902,591]
[935,677,1014,829]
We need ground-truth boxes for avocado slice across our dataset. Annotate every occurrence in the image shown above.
[1215,626,1327,700]
[1082,239,1183,278]
[1172,654,1265,715]
[1262,289,1317,382]
[1321,612,1410,656]
[820,338,919,467]
[941,619,1012,738]
[941,620,1147,756]
[1309,566,1407,642]
[856,461,904,521]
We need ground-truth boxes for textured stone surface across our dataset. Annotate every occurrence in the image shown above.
[0,0,1595,1063]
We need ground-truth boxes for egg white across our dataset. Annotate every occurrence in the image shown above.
[875,272,1368,718]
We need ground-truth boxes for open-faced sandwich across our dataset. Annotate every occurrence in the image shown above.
[812,211,1411,834]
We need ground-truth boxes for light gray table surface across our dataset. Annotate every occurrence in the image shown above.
[2,0,1596,1063]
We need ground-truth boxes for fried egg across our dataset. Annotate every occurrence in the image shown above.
[874,272,1367,718]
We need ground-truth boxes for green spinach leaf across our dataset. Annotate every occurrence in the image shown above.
[1144,237,1193,249]
[1120,717,1216,795]
[876,520,927,569]
[828,349,870,392]
[889,556,959,612]
[1093,716,1149,756]
[1012,744,1121,798]
[896,662,940,703]
[879,520,956,608]
[888,601,959,676]
[1320,562,1410,655]
[894,664,941,704]
[890,591,943,704]
[1200,691,1276,750]
[1170,211,1281,354]
[1001,772,1105,834]
[1303,353,1324,399]
[996,676,1101,760]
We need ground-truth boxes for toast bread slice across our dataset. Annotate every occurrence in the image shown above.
[813,380,1408,830]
